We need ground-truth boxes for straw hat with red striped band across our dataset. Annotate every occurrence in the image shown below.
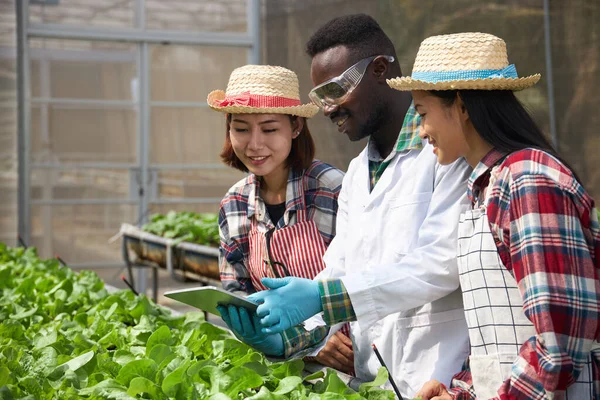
[207,65,319,118]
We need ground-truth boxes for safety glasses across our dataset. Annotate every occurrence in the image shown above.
[309,55,395,108]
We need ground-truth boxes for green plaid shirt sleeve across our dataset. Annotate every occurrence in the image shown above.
[280,279,355,358]
[318,279,356,325]
[281,325,329,358]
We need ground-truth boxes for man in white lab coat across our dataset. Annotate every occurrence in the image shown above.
[230,14,472,398]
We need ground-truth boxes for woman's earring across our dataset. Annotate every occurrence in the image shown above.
[294,131,300,138]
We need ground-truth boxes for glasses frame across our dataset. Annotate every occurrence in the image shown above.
[309,54,395,108]
[263,228,290,278]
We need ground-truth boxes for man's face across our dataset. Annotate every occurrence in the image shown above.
[310,46,384,142]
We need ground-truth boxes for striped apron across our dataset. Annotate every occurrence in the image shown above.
[457,178,598,399]
[246,176,351,342]
[247,209,327,291]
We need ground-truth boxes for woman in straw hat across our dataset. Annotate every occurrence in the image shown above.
[388,32,600,399]
[209,65,347,360]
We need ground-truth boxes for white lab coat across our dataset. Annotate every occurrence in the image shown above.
[314,142,471,398]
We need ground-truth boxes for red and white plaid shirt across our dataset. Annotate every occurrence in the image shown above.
[450,148,600,399]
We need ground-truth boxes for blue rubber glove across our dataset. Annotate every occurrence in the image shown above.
[247,277,322,334]
[216,304,284,357]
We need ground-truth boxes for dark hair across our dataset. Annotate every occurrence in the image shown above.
[306,14,397,64]
[431,90,581,182]
[220,114,315,173]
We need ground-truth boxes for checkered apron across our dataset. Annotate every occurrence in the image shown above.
[458,192,597,399]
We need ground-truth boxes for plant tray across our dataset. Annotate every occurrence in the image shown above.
[118,223,221,281]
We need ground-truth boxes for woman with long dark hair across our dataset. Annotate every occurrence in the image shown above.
[389,32,600,399]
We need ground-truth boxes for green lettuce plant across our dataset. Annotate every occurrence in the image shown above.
[0,244,394,399]
[142,211,220,247]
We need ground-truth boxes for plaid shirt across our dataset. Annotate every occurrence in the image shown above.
[281,324,329,359]
[449,148,600,399]
[218,160,343,356]
[367,102,422,190]
[318,103,423,324]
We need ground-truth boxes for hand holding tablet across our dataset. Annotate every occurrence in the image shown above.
[164,286,258,317]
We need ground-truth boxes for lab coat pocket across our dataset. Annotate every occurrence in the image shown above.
[389,192,433,208]
[388,192,432,254]
[395,309,469,397]
[395,307,465,329]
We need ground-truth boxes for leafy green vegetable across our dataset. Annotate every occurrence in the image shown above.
[0,244,393,399]
[142,211,220,247]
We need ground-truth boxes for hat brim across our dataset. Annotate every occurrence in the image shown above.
[386,74,541,92]
[207,90,319,118]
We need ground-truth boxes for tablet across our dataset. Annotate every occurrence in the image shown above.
[163,286,258,317]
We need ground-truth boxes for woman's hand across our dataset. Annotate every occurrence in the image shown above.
[217,304,284,356]
[415,379,453,400]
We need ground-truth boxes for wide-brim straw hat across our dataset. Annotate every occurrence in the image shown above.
[208,65,319,118]
[387,32,541,91]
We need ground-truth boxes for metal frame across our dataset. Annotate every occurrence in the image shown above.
[149,101,209,108]
[136,45,151,295]
[31,98,136,109]
[543,0,558,150]
[122,238,159,302]
[148,163,226,170]
[27,24,255,47]
[16,1,261,285]
[30,199,139,205]
[17,0,31,246]
[27,47,137,63]
[68,262,127,269]
[147,198,223,205]
[31,162,138,169]
[248,0,261,64]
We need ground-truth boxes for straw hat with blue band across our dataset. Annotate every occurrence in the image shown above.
[387,32,541,91]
